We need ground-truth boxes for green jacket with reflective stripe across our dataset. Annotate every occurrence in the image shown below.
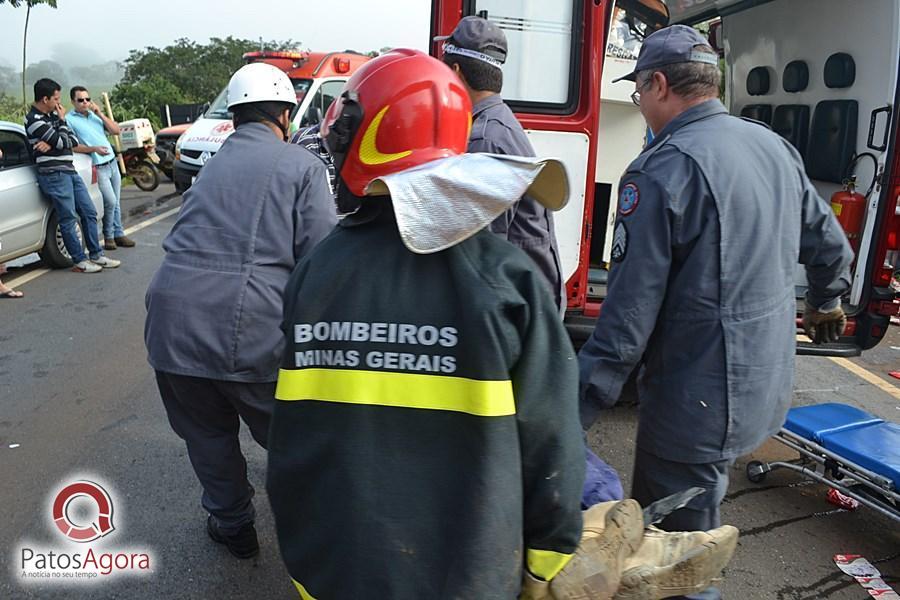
[268,199,583,599]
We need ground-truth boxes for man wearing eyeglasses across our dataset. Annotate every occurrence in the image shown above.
[67,86,135,251]
[578,25,852,600]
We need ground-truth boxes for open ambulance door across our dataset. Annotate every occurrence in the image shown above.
[661,0,900,355]
[430,0,674,345]
[431,0,614,344]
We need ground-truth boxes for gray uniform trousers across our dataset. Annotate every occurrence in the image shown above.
[632,450,732,600]
[155,371,275,534]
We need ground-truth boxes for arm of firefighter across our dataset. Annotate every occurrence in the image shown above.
[796,161,853,309]
[289,155,338,262]
[577,173,673,429]
[514,271,584,582]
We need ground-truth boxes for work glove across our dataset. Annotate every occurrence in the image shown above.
[802,302,847,344]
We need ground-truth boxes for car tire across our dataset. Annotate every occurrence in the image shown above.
[38,211,81,269]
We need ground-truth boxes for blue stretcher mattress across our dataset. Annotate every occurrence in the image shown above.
[783,403,900,489]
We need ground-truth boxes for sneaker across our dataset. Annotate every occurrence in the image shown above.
[114,236,136,248]
[613,525,740,600]
[548,499,644,599]
[103,239,117,251]
[72,260,102,273]
[206,515,259,559]
[90,256,121,269]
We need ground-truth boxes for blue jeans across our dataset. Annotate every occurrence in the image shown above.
[96,161,124,238]
[36,170,103,264]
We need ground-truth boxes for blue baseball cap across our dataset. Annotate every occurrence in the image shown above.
[613,25,718,83]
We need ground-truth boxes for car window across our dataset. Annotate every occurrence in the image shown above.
[0,130,32,168]
[300,80,346,127]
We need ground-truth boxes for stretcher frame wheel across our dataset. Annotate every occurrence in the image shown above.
[747,460,768,484]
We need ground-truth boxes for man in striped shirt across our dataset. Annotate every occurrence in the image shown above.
[25,78,119,273]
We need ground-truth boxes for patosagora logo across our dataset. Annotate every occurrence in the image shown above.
[52,481,115,543]
[17,476,154,585]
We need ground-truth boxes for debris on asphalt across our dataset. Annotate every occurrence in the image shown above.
[8,443,19,449]
[833,554,899,599]
[889,371,900,380]
[826,488,859,510]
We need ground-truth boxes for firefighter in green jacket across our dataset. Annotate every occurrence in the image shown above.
[267,49,739,600]
[267,48,588,599]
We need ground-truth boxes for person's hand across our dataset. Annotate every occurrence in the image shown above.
[802,302,847,344]
[90,101,102,115]
[33,141,51,153]
[94,146,110,156]
[55,102,66,119]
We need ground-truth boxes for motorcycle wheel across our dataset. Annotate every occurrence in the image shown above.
[132,160,161,192]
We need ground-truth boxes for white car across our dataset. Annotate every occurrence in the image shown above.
[0,120,104,268]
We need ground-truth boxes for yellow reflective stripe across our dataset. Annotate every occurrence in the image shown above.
[527,548,574,581]
[358,105,413,165]
[276,368,515,417]
[292,579,317,600]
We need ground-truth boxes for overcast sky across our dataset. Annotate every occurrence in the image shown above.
[0,0,432,68]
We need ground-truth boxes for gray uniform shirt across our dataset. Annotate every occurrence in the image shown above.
[578,100,852,463]
[145,122,337,382]
[468,94,566,312]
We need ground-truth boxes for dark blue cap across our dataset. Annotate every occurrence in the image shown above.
[613,25,718,83]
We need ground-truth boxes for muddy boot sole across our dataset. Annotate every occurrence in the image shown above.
[614,525,739,600]
[551,499,644,600]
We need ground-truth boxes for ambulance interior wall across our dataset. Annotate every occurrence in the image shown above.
[594,101,647,265]
[723,0,900,301]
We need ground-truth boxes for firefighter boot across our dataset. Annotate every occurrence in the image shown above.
[612,525,739,600]
[548,499,644,600]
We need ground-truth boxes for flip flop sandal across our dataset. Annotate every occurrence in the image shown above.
[0,290,24,298]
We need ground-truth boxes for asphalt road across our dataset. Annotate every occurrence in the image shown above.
[0,182,898,599]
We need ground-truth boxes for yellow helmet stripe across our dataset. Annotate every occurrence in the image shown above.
[358,105,413,166]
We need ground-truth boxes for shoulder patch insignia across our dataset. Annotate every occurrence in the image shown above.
[611,221,628,263]
[618,183,640,216]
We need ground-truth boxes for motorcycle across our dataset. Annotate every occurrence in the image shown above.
[122,144,161,192]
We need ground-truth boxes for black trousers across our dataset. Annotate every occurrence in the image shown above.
[156,371,275,534]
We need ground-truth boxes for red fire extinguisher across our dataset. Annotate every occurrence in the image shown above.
[831,176,866,255]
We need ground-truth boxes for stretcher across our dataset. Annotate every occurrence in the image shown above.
[745,403,900,523]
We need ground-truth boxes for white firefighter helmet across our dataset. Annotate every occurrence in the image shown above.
[226,63,298,110]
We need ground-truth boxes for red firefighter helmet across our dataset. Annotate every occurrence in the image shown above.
[321,48,472,197]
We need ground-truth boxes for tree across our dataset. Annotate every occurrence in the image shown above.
[24,59,67,89]
[0,0,59,107]
[110,36,299,129]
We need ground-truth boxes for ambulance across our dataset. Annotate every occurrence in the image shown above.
[430,0,900,355]
[173,50,370,192]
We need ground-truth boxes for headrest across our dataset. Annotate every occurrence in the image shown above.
[825,53,855,88]
[747,67,771,96]
[783,61,809,93]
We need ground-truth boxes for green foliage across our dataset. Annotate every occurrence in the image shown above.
[24,59,66,89]
[0,93,27,124]
[0,0,58,6]
[110,37,299,130]
[109,76,188,129]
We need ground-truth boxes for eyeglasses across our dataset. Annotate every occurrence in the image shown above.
[76,97,91,103]
[630,78,653,107]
